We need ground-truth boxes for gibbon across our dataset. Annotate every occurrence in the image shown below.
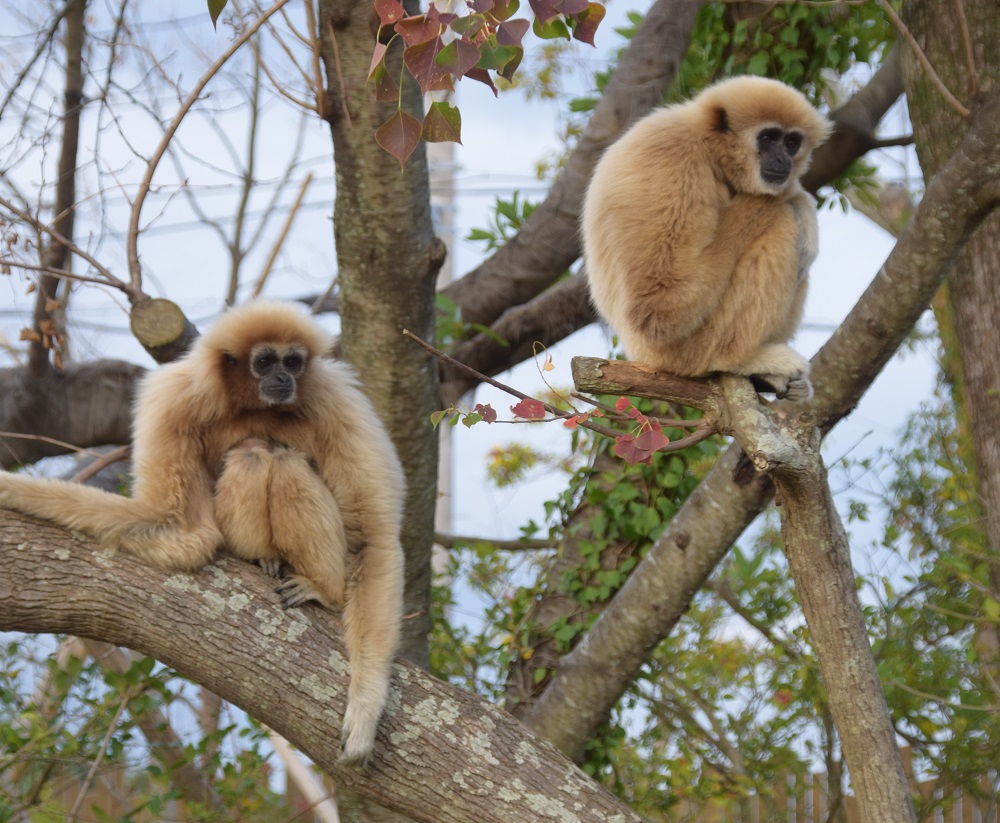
[582,75,831,400]
[0,301,405,766]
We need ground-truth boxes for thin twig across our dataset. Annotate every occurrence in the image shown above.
[0,431,108,456]
[67,685,140,823]
[878,0,970,119]
[0,259,123,288]
[402,329,719,456]
[570,391,701,430]
[0,197,126,291]
[126,0,292,293]
[435,532,553,551]
[302,0,328,119]
[953,0,977,96]
[251,172,314,298]
[402,329,620,439]
[326,20,353,127]
[69,445,132,484]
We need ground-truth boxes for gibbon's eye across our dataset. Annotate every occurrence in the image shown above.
[254,352,278,373]
[283,352,304,373]
[756,128,782,152]
[224,354,238,368]
[784,132,802,156]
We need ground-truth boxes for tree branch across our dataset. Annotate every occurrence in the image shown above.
[0,512,642,823]
[521,85,1000,762]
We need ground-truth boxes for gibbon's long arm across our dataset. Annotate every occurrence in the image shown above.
[0,360,222,571]
[306,365,405,765]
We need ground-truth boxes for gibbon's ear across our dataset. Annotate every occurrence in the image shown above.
[711,104,730,134]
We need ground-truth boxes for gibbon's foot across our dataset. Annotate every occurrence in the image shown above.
[259,558,283,578]
[274,575,322,609]
[752,372,814,402]
[338,704,377,767]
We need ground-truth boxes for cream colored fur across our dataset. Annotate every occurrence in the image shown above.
[582,76,831,400]
[0,300,404,766]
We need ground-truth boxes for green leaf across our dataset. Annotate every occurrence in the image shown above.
[422,101,462,144]
[207,0,227,29]
[435,38,481,79]
[532,15,570,40]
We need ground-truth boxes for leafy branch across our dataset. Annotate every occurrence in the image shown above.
[369,0,606,167]
[402,329,715,465]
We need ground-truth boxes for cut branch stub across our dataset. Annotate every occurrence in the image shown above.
[570,356,722,415]
[129,298,199,365]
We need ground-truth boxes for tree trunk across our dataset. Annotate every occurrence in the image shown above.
[901,0,1000,683]
[318,0,443,669]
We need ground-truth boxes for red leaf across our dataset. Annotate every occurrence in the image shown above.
[465,68,499,96]
[558,0,589,14]
[497,18,530,47]
[374,0,405,26]
[613,434,648,465]
[375,110,422,169]
[395,13,441,47]
[528,0,559,23]
[564,416,579,429]
[404,38,455,95]
[470,0,495,11]
[511,398,546,420]
[634,428,669,454]
[435,37,482,78]
[368,42,388,79]
[614,396,631,412]
[570,2,605,46]
[474,403,498,423]
[422,101,462,144]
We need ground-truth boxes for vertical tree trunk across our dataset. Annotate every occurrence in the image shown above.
[318,0,443,670]
[28,0,86,376]
[901,0,1000,680]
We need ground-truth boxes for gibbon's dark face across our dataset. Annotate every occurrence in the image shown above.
[247,342,307,405]
[756,126,803,187]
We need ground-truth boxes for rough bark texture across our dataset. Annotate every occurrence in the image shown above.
[319,0,443,669]
[0,513,641,823]
[523,85,1000,761]
[901,0,1000,676]
[719,375,915,823]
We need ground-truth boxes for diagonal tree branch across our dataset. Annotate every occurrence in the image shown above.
[0,514,642,823]
[520,86,1000,762]
[440,0,704,330]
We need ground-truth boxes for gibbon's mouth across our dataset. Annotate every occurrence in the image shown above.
[761,170,790,187]
[261,389,296,405]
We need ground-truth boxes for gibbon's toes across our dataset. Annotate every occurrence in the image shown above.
[780,375,814,403]
[750,373,791,396]
[259,558,282,578]
[274,576,320,609]
[338,713,376,767]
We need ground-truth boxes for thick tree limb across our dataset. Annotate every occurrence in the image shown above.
[0,361,143,469]
[521,86,1000,761]
[441,0,704,330]
[0,512,641,823]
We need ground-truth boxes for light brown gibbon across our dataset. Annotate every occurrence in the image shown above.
[0,301,404,766]
[583,75,831,401]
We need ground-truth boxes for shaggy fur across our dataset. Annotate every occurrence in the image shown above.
[0,300,404,766]
[582,76,831,400]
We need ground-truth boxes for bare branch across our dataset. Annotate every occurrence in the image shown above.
[126,0,293,293]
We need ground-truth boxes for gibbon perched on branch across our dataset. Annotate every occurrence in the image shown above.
[583,76,831,401]
[0,301,404,765]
